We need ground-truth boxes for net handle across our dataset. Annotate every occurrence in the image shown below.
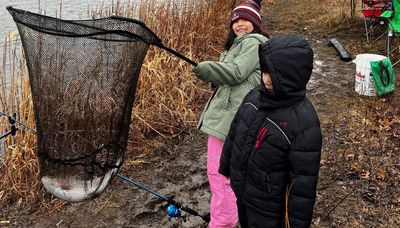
[111,16,197,66]
[156,43,197,66]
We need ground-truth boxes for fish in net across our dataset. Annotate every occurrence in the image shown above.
[7,6,184,202]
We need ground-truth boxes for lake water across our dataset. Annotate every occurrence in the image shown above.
[0,0,141,62]
[0,0,139,87]
[0,0,125,43]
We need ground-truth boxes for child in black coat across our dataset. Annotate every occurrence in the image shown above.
[219,34,322,228]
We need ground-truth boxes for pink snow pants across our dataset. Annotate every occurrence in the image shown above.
[207,135,238,228]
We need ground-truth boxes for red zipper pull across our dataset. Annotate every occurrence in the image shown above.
[255,127,268,149]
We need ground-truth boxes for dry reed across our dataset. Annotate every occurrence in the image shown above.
[0,0,233,206]
[0,34,43,204]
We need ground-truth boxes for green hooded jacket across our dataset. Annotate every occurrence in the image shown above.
[193,33,268,140]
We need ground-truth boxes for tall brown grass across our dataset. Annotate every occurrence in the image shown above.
[0,0,234,206]
[0,34,43,204]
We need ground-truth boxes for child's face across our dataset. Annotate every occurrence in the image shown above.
[232,19,254,37]
[262,72,273,93]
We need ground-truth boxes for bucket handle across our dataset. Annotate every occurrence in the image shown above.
[379,61,391,87]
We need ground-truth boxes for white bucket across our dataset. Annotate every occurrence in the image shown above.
[354,54,387,96]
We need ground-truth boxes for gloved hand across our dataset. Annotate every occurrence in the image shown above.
[192,62,219,89]
[191,61,208,78]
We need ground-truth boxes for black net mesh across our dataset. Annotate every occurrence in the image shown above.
[8,6,161,202]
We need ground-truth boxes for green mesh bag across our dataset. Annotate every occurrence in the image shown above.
[370,58,396,96]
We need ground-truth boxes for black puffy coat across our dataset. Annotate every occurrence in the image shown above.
[219,35,322,228]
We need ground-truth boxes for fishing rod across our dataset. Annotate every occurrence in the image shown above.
[0,111,38,132]
[0,112,38,140]
[0,112,17,140]
[117,173,210,223]
[0,111,210,223]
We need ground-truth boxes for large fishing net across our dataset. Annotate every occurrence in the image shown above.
[7,6,164,202]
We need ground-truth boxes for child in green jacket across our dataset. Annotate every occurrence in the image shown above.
[192,1,268,227]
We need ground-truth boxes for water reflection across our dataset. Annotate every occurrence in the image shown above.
[0,0,117,42]
[0,0,136,89]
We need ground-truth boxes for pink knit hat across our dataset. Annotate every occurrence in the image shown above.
[231,1,262,29]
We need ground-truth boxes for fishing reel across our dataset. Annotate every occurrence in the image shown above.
[166,204,181,218]
[0,112,17,140]
[117,173,210,223]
